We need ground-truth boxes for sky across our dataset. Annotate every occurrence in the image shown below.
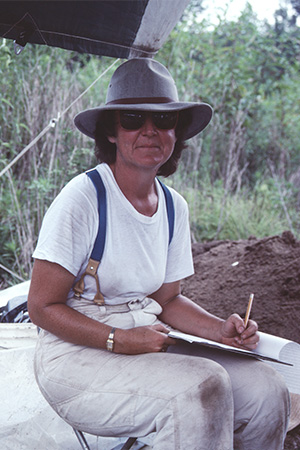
[201,0,291,24]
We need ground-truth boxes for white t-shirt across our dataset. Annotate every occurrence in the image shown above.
[33,163,194,304]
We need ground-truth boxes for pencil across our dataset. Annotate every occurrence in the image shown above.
[244,293,254,327]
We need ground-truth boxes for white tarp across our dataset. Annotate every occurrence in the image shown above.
[0,339,150,449]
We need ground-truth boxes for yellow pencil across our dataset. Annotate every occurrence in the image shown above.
[244,293,254,327]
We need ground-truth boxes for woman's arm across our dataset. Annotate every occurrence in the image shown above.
[151,281,259,350]
[28,259,174,354]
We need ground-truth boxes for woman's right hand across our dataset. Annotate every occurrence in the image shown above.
[114,324,176,354]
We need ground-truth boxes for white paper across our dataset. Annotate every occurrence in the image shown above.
[168,330,300,394]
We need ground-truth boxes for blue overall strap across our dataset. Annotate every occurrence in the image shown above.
[86,169,107,262]
[157,179,175,245]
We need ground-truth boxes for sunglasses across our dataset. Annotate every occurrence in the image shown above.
[119,110,178,131]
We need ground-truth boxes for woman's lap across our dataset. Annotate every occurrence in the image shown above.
[34,332,233,444]
[34,329,290,449]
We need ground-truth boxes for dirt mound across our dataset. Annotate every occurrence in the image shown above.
[182,230,300,450]
[182,230,300,342]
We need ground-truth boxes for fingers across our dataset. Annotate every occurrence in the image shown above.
[228,314,258,336]
[222,314,259,350]
[229,313,245,334]
[240,319,258,341]
[234,319,259,349]
[243,319,258,336]
[131,324,176,353]
[151,324,177,349]
[152,323,170,334]
[234,333,259,350]
[159,336,177,352]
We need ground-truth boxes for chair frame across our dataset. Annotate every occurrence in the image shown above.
[73,428,140,450]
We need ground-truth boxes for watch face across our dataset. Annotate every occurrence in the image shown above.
[106,327,116,351]
[107,339,114,351]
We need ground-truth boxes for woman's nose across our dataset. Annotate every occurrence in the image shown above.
[141,114,157,135]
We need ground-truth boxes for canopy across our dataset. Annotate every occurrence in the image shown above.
[0,0,190,57]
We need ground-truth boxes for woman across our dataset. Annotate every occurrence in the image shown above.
[28,58,289,450]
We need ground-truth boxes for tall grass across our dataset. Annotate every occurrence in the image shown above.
[168,171,299,243]
[0,43,113,286]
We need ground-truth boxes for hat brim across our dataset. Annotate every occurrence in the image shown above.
[74,102,213,141]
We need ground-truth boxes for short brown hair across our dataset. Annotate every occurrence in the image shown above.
[94,110,191,177]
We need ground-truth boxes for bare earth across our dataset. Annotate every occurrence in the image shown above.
[182,231,300,450]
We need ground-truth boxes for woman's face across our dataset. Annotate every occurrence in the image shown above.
[107,110,177,173]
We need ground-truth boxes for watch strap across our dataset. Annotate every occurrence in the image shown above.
[106,327,116,352]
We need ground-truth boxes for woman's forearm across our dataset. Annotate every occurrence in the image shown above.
[30,301,174,354]
[30,299,114,349]
[158,294,225,342]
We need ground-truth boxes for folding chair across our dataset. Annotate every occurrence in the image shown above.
[73,428,148,450]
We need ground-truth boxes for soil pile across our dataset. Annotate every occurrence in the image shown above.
[182,230,300,341]
[181,230,300,449]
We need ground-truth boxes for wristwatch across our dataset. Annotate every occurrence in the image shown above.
[106,327,116,352]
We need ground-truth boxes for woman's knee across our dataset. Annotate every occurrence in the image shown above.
[161,359,234,448]
[199,361,233,409]
[176,357,234,418]
[249,363,290,415]
[167,347,234,410]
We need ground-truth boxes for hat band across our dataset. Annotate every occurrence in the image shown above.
[106,97,174,105]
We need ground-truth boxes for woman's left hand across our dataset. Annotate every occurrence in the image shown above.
[220,313,259,350]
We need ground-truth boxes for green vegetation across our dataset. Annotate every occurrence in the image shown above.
[1,2,300,286]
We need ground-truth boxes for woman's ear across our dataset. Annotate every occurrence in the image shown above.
[107,135,117,144]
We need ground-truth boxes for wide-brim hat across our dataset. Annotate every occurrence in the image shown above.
[74,58,213,141]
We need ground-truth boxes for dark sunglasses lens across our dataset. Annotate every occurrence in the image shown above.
[119,111,178,130]
[119,111,145,130]
[153,112,178,129]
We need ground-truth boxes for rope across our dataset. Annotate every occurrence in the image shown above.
[0,263,26,282]
[59,58,120,118]
[0,120,55,178]
[0,58,120,179]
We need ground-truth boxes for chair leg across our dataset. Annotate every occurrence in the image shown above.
[73,428,139,450]
[119,437,137,449]
[111,437,139,450]
[73,428,91,450]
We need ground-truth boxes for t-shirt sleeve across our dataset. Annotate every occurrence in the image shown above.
[164,189,194,283]
[32,174,98,277]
